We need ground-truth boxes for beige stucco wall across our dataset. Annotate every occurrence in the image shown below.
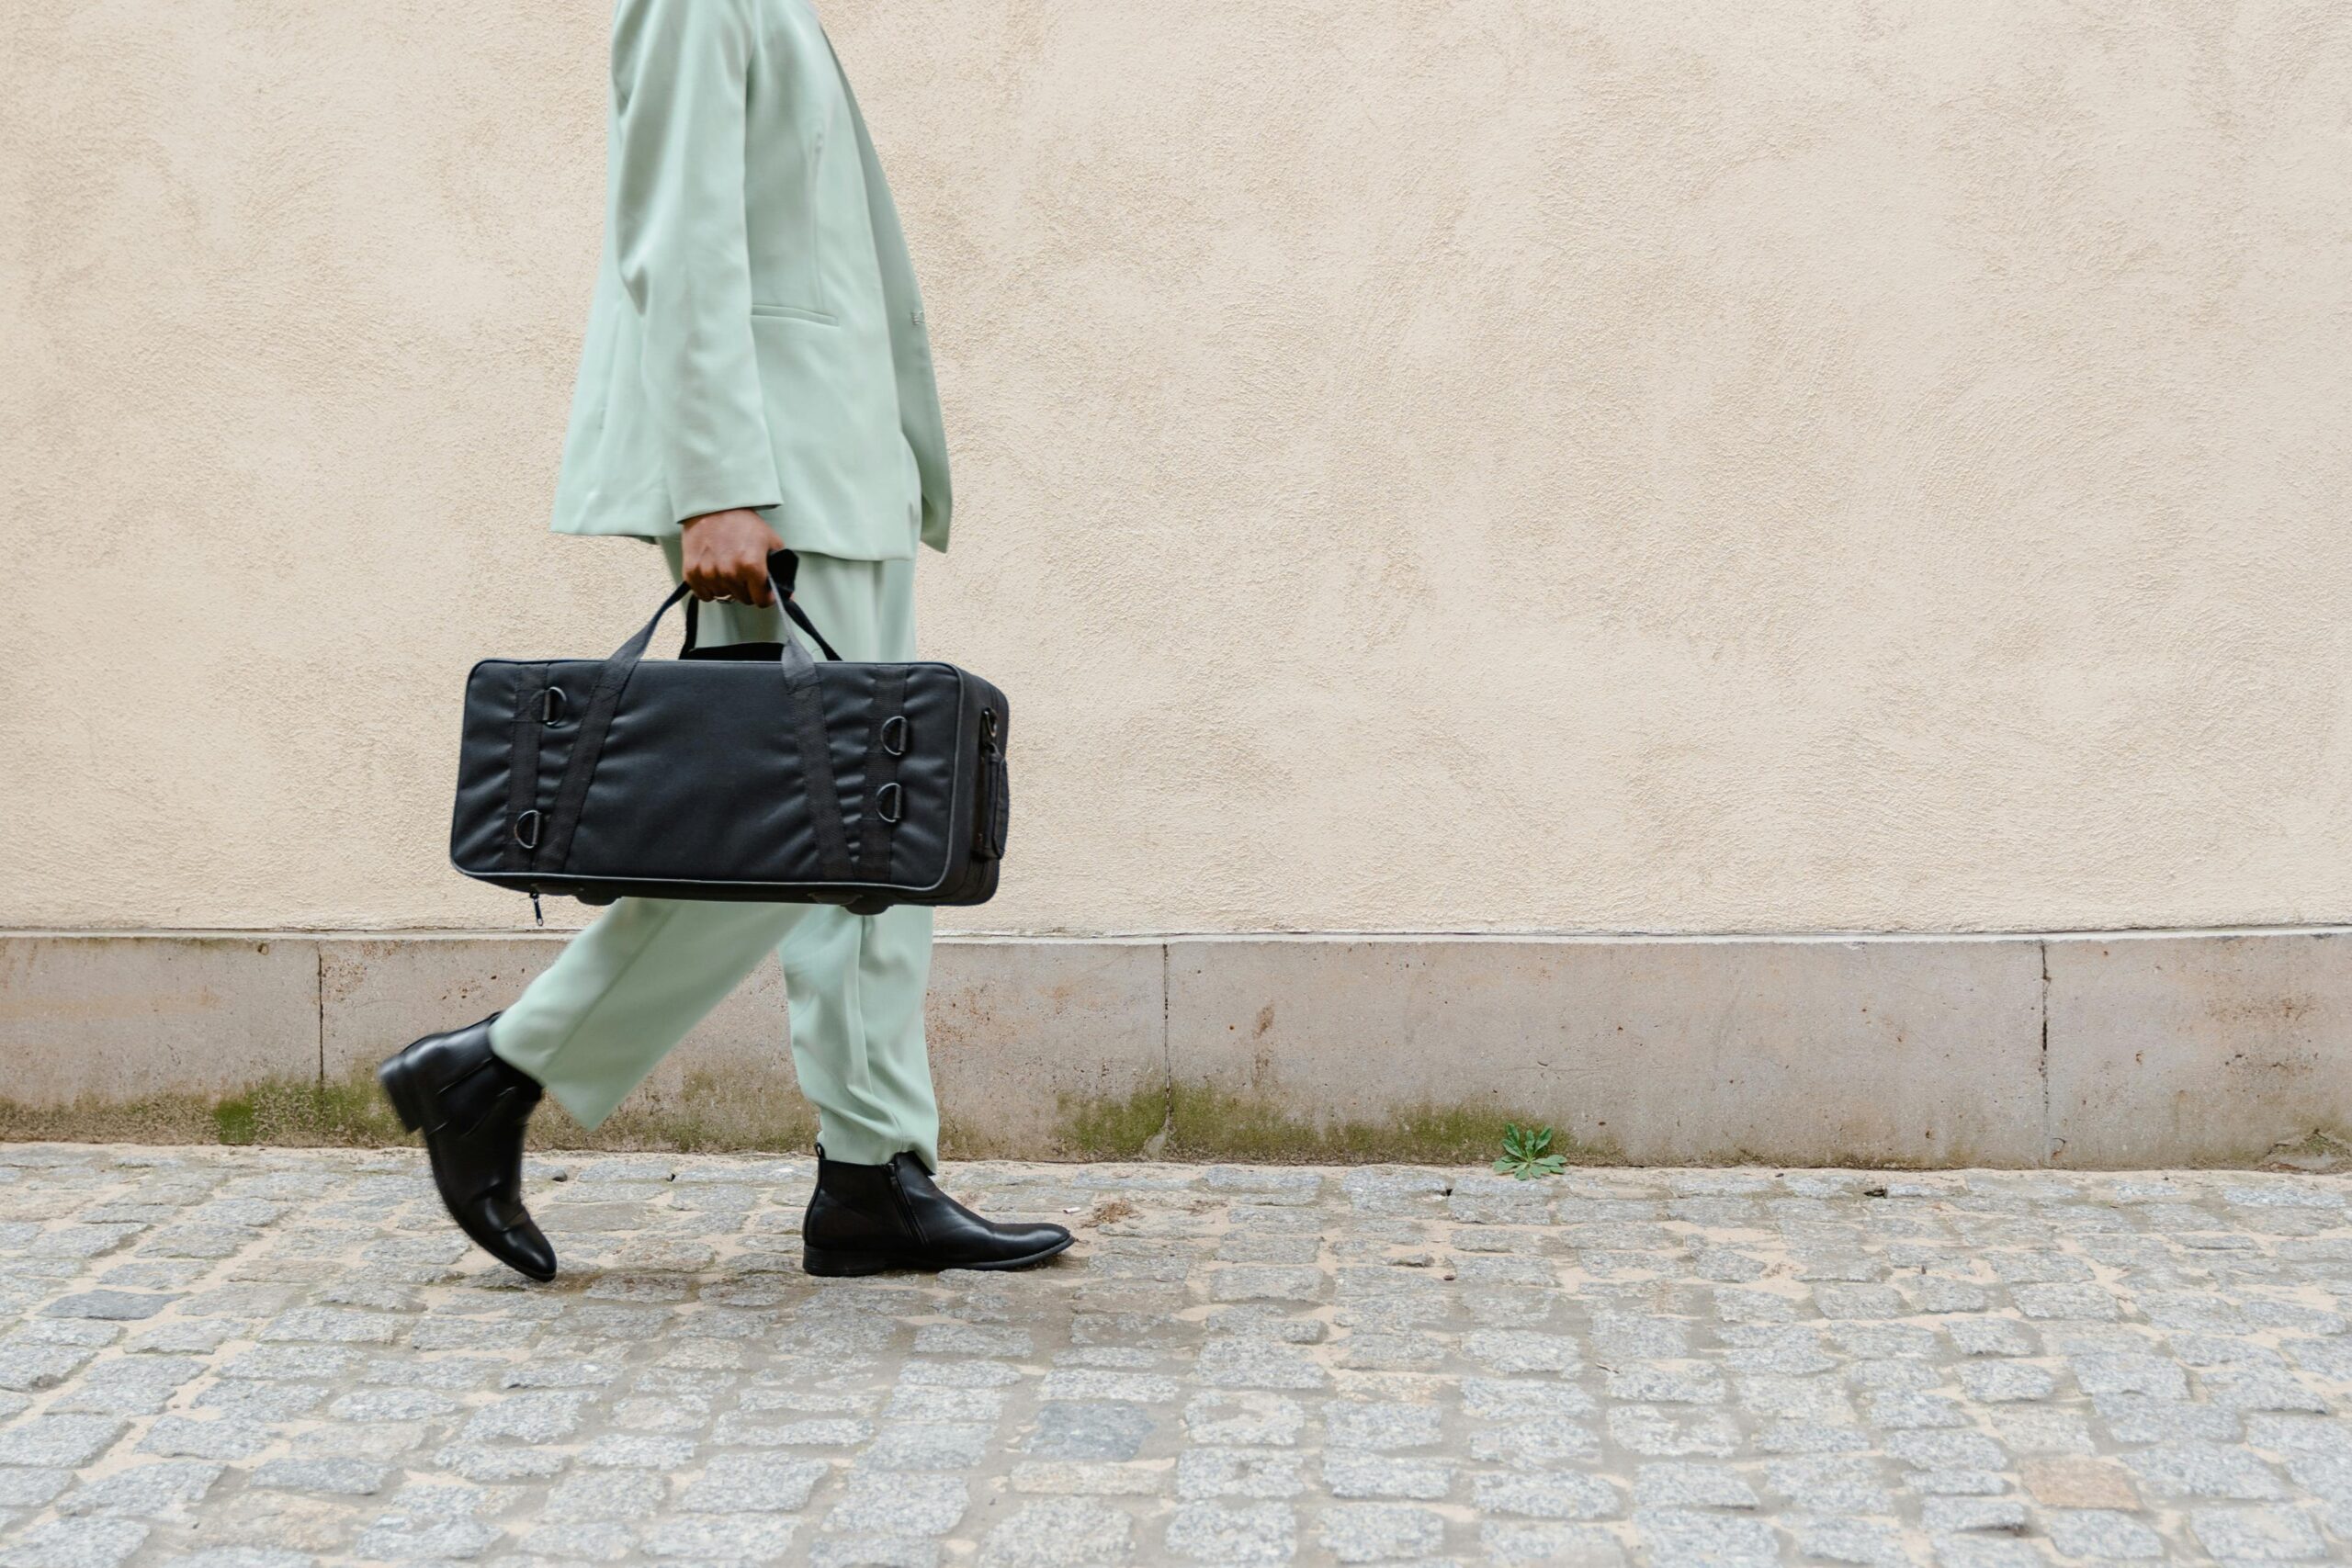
[1,0,2346,938]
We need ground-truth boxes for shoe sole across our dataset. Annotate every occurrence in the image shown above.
[377,1049,559,1284]
[802,1232,1077,1278]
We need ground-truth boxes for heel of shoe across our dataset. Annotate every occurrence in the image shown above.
[801,1245,896,1278]
[376,1055,427,1135]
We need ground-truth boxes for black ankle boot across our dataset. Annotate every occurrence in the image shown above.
[801,1149,1073,1276]
[377,1014,557,1282]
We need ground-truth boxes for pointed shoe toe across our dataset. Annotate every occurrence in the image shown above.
[991,1221,1076,1269]
[479,1214,558,1283]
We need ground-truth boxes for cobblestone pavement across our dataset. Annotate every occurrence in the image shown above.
[2,1150,2351,1566]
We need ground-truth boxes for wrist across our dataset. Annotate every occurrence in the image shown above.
[681,505,768,531]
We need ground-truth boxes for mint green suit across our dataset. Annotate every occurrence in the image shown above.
[490,0,951,1166]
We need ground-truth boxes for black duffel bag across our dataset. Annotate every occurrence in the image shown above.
[450,550,1007,916]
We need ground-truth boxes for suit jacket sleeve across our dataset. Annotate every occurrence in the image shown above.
[609,0,782,526]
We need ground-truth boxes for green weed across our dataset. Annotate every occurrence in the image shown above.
[1493,1122,1567,1180]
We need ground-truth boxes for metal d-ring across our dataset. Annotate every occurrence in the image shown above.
[512,809,543,850]
[880,714,908,757]
[875,782,903,825]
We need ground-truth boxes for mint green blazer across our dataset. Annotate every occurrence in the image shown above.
[551,0,952,558]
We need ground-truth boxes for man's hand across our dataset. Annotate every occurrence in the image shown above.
[680,508,785,605]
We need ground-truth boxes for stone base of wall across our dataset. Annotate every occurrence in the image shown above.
[3,930,2346,1167]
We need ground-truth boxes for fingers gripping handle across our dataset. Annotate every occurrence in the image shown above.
[674,548,847,665]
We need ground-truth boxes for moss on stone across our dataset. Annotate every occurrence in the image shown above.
[1051,1080,1613,1166]
[0,1064,818,1156]
[1055,1083,1175,1160]
[26,1069,2317,1170]
[2250,1128,2352,1173]
[212,1072,410,1146]
[0,1090,234,1147]
[548,1068,818,1155]
[1,1071,1597,1165]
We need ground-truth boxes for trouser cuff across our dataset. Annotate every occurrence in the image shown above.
[815,1123,936,1170]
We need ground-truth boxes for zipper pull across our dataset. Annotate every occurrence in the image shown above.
[529,890,545,928]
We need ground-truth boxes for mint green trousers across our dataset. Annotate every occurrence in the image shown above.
[487,543,941,1168]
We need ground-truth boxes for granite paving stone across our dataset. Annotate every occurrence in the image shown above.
[0,1149,2346,1562]
[1160,1500,1293,1564]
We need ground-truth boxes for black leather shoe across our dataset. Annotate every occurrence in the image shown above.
[377,1014,557,1282]
[802,1149,1074,1276]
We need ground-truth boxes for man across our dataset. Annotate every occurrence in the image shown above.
[375,0,1069,1282]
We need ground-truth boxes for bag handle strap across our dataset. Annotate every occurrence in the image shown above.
[679,549,847,662]
[763,550,857,882]
[537,550,856,883]
[535,585,684,874]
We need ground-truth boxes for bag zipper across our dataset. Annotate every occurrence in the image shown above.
[974,707,1001,855]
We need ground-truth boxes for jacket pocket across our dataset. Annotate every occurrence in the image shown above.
[750,302,837,325]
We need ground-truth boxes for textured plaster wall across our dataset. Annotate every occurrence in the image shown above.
[1,0,2347,936]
